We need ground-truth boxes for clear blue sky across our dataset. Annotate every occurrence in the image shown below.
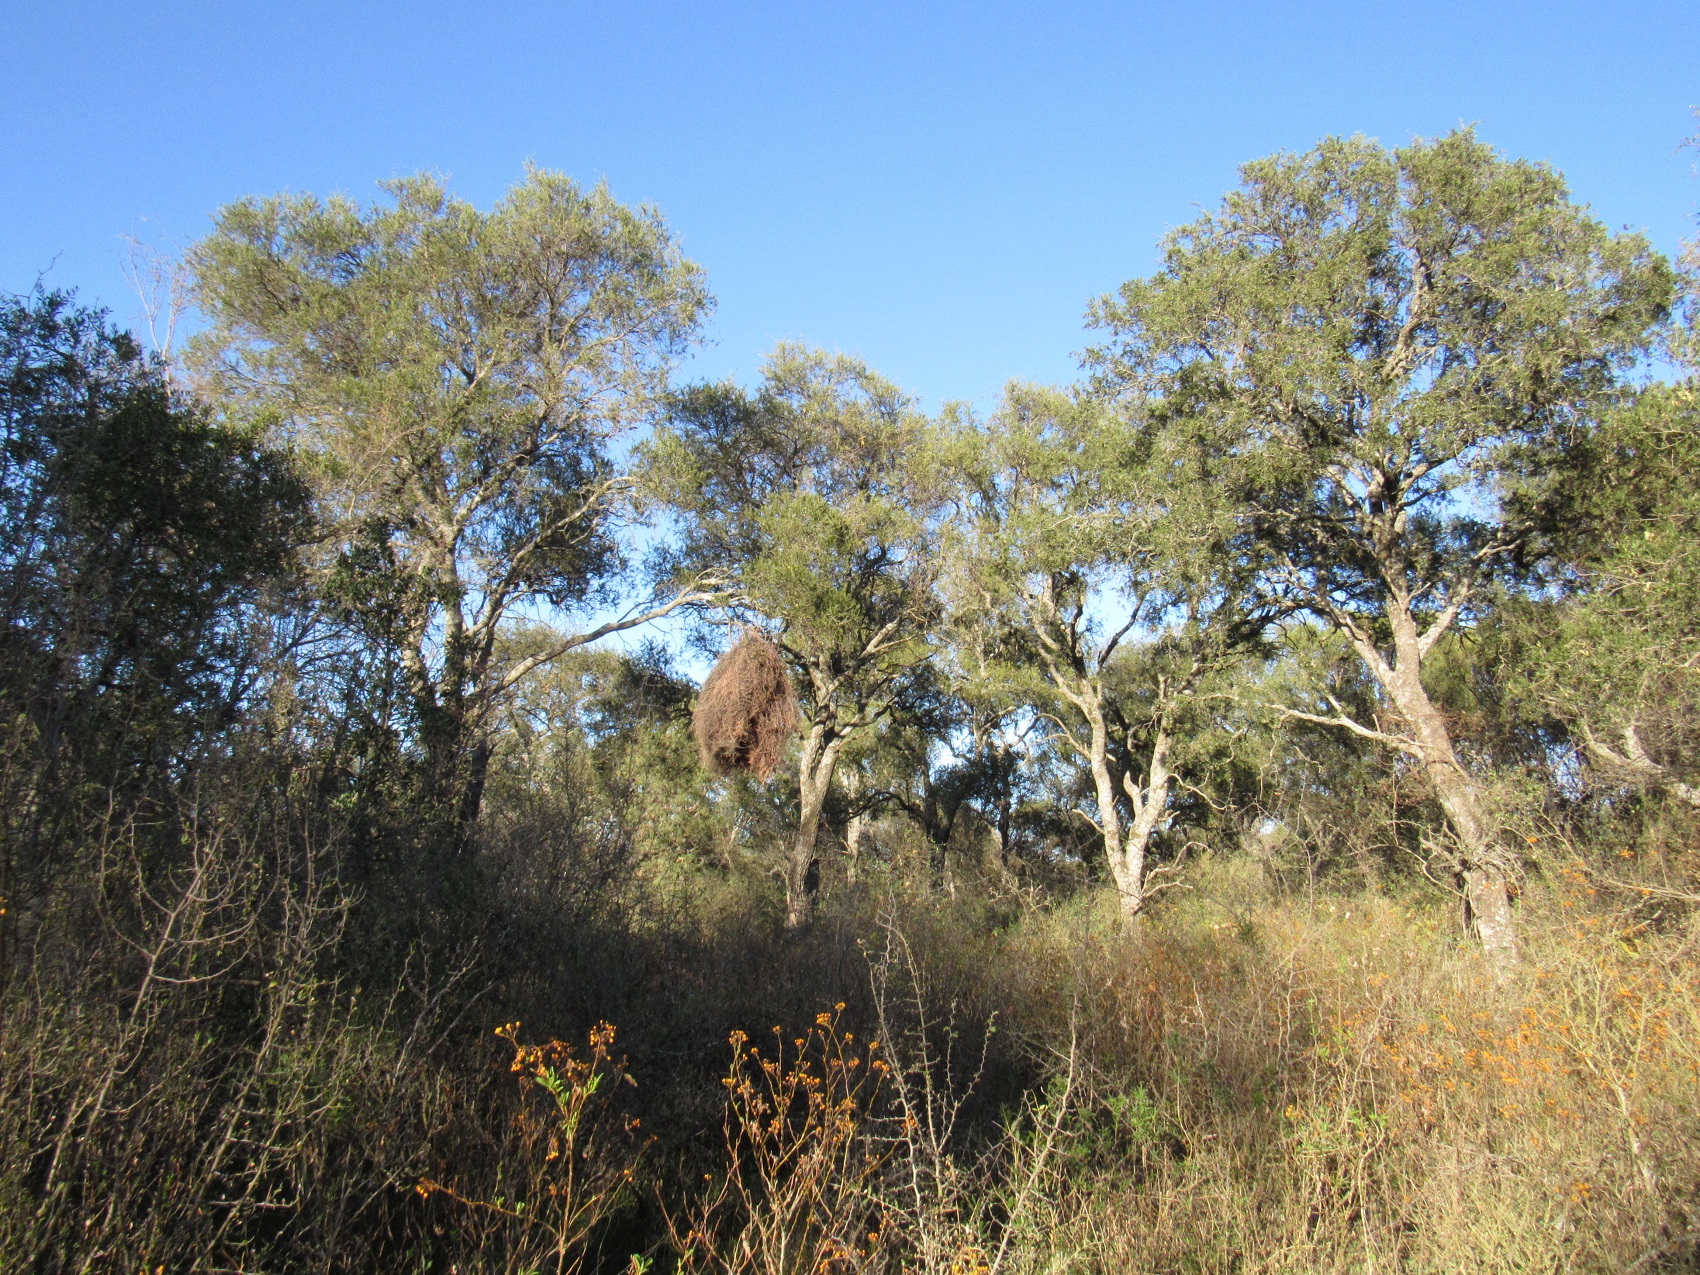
[3,1,1696,412]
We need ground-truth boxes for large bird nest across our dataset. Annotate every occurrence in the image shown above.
[692,630,799,780]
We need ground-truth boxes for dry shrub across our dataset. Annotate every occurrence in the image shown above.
[667,1006,893,1275]
[421,1022,649,1275]
[692,631,798,780]
[980,869,1700,1274]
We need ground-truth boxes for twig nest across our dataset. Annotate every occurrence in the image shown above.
[692,631,799,779]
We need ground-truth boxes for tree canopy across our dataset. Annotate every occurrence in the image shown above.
[188,169,713,842]
[1086,129,1672,967]
[643,344,942,927]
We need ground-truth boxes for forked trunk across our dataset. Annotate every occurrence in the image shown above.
[1117,728,1174,922]
[1082,705,1138,920]
[1075,693,1170,922]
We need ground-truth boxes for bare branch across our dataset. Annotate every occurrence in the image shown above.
[1581,722,1700,809]
[120,234,190,360]
[1258,698,1426,759]
[493,581,725,694]
[1416,594,1466,659]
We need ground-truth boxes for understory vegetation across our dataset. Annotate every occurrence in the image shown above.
[3,129,1699,1272]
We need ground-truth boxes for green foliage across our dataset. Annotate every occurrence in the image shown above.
[940,381,1270,914]
[643,345,945,925]
[7,131,1700,1273]
[0,288,311,985]
[1088,128,1670,651]
[1510,373,1700,802]
[1087,129,1674,961]
[644,344,937,680]
[190,168,712,841]
[1,288,308,743]
[487,639,738,892]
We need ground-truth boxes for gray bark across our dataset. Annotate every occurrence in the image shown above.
[842,767,865,884]
[1359,601,1519,971]
[785,727,841,931]
[1582,722,1700,809]
[1080,700,1132,913]
[1117,726,1174,921]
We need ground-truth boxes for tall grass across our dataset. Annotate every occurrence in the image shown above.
[4,788,1696,1271]
[406,844,1700,1274]
[938,857,1700,1273]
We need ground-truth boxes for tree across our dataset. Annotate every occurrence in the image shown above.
[943,383,1266,919]
[0,288,307,751]
[188,169,714,845]
[1088,131,1671,966]
[864,665,988,891]
[642,345,940,929]
[0,288,308,975]
[3,289,306,728]
[1516,246,1700,808]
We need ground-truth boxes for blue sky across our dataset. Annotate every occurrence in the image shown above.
[3,1,1696,414]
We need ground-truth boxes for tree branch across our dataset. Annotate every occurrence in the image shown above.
[1581,722,1700,809]
[493,580,724,694]
[1259,698,1426,759]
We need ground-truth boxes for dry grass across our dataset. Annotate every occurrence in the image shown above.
[7,769,1696,1273]
[977,860,1700,1273]
[434,845,1700,1274]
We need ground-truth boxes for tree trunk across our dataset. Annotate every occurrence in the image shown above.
[404,587,494,858]
[1117,727,1173,921]
[1082,703,1139,919]
[842,768,864,884]
[412,687,490,859]
[786,728,840,931]
[995,797,1012,875]
[1378,622,1518,971]
[454,738,492,852]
